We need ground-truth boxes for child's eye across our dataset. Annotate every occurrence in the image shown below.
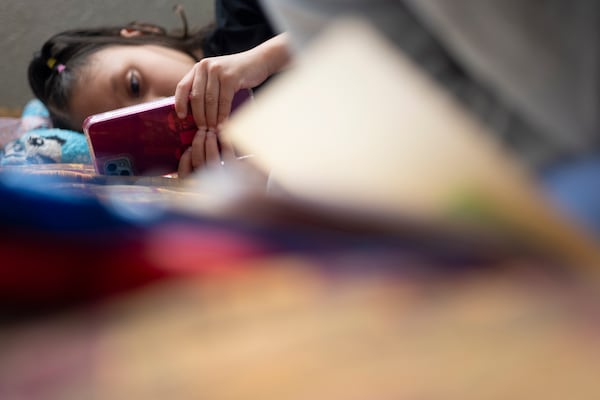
[128,71,141,98]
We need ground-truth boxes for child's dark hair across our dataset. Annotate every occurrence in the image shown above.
[28,6,212,131]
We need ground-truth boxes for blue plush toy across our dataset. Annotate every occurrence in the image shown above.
[0,99,90,166]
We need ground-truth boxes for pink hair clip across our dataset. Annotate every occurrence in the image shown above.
[56,64,66,74]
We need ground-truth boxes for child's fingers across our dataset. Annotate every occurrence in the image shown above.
[190,128,207,169]
[204,70,220,129]
[189,63,208,129]
[177,147,193,179]
[217,84,235,127]
[174,68,194,119]
[205,129,221,164]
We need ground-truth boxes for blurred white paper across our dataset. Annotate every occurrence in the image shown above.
[223,18,600,270]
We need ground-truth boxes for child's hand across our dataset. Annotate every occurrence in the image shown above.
[174,33,290,130]
[174,50,269,130]
[177,128,236,178]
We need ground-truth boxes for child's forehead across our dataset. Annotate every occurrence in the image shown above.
[88,45,136,64]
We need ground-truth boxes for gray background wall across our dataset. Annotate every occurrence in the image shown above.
[0,0,214,110]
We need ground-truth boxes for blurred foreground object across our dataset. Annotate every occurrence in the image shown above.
[262,0,600,170]
[224,18,600,271]
[1,262,599,399]
[260,0,600,237]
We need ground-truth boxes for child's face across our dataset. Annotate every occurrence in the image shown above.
[68,44,196,130]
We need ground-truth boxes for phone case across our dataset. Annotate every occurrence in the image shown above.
[83,89,252,176]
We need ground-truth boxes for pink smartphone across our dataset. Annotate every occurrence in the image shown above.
[83,89,252,176]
